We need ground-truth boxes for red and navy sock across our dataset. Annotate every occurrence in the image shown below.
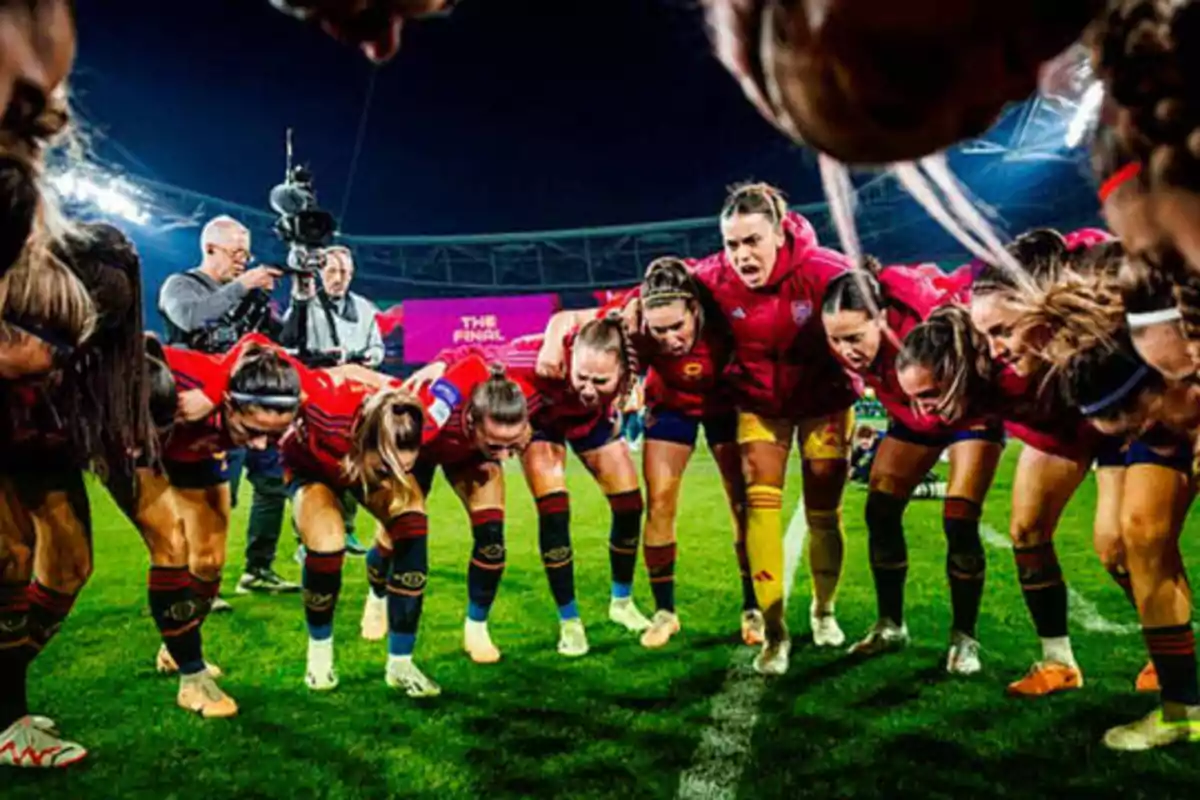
[148,566,205,675]
[536,492,578,621]
[303,549,346,641]
[26,581,79,655]
[190,573,223,625]
[386,512,429,657]
[1107,565,1137,611]
[366,544,392,600]
[1014,542,1068,638]
[0,582,30,729]
[468,508,506,623]
[1144,624,1200,706]
[943,498,985,638]
[644,542,677,613]
[607,490,643,600]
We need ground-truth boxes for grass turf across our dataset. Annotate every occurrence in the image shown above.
[6,443,1200,798]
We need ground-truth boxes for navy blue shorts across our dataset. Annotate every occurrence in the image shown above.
[644,408,737,448]
[1126,432,1194,474]
[1093,435,1127,469]
[533,415,621,455]
[163,456,231,489]
[886,418,1005,450]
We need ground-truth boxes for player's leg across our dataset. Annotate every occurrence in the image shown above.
[737,411,793,675]
[940,433,1002,676]
[849,429,941,656]
[0,474,87,768]
[447,459,507,663]
[113,467,232,715]
[364,485,440,698]
[796,407,854,648]
[521,437,587,657]
[1103,455,1199,751]
[708,413,760,645]
[637,409,699,648]
[168,457,234,639]
[577,433,650,634]
[293,481,348,691]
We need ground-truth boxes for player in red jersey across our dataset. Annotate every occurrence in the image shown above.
[537,257,753,650]
[427,315,648,656]
[688,183,857,675]
[822,265,1001,673]
[964,230,1154,696]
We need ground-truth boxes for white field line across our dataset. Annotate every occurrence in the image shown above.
[676,499,808,800]
[980,523,1138,636]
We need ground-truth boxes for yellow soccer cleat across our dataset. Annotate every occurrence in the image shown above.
[1103,707,1200,752]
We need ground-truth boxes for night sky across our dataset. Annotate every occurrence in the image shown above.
[74,0,817,236]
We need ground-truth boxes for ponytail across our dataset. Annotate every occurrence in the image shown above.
[469,363,528,428]
[822,270,882,317]
[345,386,424,493]
[896,305,993,423]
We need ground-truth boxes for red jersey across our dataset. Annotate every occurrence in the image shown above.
[162,346,240,463]
[501,334,615,441]
[688,210,856,419]
[416,356,509,467]
[996,366,1100,461]
[605,287,734,418]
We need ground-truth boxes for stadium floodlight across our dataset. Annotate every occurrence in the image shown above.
[50,169,151,226]
[1064,80,1105,150]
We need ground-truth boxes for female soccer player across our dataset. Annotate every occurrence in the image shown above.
[536,257,756,649]
[423,315,648,657]
[822,266,1000,674]
[691,182,856,676]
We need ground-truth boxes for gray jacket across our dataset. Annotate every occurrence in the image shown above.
[282,290,385,367]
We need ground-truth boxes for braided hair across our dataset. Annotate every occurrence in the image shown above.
[575,313,636,409]
[895,305,995,423]
[721,181,788,230]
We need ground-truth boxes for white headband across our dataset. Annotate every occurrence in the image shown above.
[1126,308,1184,329]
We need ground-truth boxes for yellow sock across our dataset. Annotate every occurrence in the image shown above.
[806,507,845,615]
[745,485,785,615]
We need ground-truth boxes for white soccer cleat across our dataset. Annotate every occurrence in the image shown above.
[385,657,442,698]
[360,592,387,642]
[946,631,982,676]
[848,619,910,656]
[608,598,652,633]
[156,644,223,679]
[305,638,339,692]
[741,609,766,646]
[557,618,590,658]
[464,619,502,664]
[753,635,792,676]
[640,610,681,649]
[810,603,846,648]
[177,673,239,718]
[0,716,87,768]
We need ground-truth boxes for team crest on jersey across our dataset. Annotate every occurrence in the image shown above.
[682,360,704,379]
[791,300,813,325]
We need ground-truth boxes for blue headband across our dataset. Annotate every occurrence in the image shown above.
[2,315,76,353]
[1078,365,1152,417]
[229,391,300,410]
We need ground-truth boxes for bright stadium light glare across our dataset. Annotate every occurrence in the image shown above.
[50,169,151,226]
[1064,80,1105,149]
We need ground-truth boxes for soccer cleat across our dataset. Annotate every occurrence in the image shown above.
[1103,707,1200,751]
[27,716,57,735]
[946,631,982,676]
[640,610,681,649]
[464,619,502,664]
[1006,661,1083,697]
[343,533,368,556]
[156,645,224,679]
[848,620,910,657]
[293,545,307,567]
[0,716,87,768]
[609,598,652,633]
[741,609,765,646]
[557,618,590,658]
[177,673,239,718]
[753,634,792,676]
[1136,662,1160,693]
[385,658,442,698]
[305,638,339,691]
[810,603,846,648]
[360,592,387,642]
[211,596,234,614]
[236,568,301,595]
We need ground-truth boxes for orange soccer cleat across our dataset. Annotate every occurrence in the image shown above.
[1136,662,1160,693]
[1007,662,1084,697]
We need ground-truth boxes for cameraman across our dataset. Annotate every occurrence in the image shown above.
[281,245,384,555]
[158,215,300,599]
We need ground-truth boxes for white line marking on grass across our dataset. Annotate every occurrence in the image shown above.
[676,499,807,800]
[980,524,1138,636]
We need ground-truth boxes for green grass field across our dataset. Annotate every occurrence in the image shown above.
[6,443,1200,799]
